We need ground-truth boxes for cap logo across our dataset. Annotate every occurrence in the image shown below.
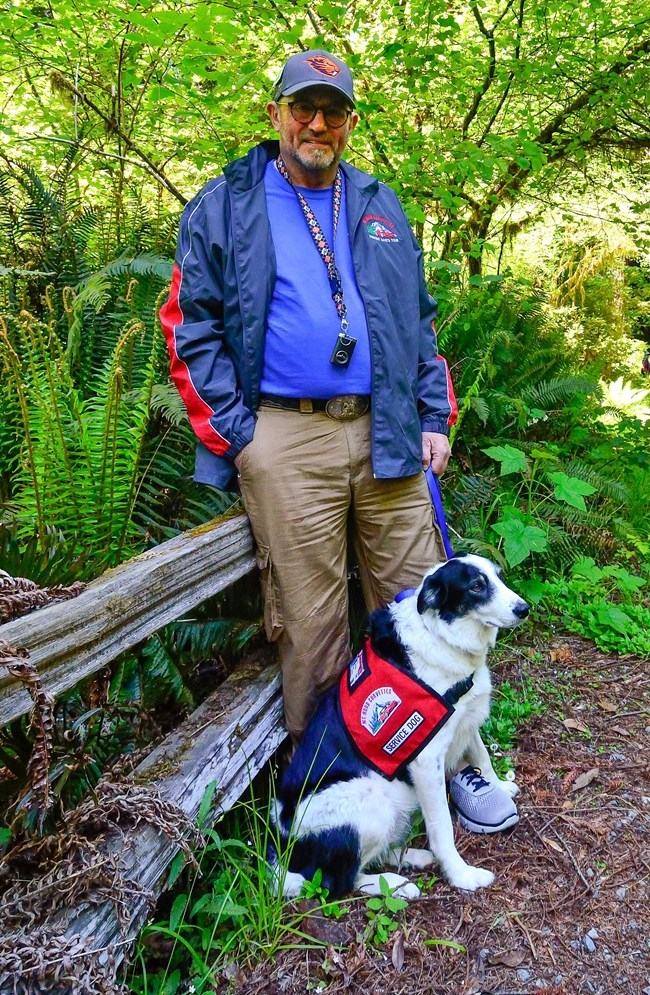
[305,55,341,78]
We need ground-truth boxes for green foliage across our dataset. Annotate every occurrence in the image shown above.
[3,0,649,275]
[1,304,161,568]
[129,785,333,995]
[442,283,646,576]
[482,679,545,758]
[520,559,650,656]
[363,876,409,946]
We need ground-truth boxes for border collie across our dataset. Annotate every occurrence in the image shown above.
[268,555,529,899]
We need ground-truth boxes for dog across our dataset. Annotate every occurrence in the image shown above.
[268,554,530,899]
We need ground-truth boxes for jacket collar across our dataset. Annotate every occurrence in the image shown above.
[223,140,379,197]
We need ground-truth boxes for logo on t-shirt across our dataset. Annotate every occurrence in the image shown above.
[305,55,341,78]
[361,686,402,735]
[363,214,399,242]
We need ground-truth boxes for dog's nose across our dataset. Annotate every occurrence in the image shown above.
[513,601,530,619]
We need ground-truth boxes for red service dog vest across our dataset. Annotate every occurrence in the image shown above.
[338,641,457,779]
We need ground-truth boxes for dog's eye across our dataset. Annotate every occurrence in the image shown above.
[470,579,485,593]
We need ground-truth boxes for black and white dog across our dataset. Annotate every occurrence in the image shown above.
[269,555,529,899]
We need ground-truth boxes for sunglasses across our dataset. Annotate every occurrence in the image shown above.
[279,99,353,129]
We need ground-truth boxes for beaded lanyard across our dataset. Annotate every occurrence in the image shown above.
[276,154,349,335]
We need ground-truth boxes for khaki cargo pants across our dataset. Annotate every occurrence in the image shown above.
[238,407,447,742]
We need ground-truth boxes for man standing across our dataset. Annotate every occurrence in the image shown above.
[160,50,456,741]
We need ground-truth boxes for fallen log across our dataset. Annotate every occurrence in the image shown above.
[0,514,255,726]
[0,651,286,993]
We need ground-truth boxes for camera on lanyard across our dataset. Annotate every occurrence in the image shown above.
[330,331,357,368]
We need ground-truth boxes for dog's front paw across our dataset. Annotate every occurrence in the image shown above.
[393,880,421,900]
[447,864,495,892]
[499,778,520,799]
[388,847,435,870]
[357,872,421,900]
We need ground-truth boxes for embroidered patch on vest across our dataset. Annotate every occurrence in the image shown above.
[362,214,399,242]
[360,686,402,735]
[348,650,366,688]
[338,641,454,778]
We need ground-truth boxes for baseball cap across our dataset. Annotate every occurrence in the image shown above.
[273,50,355,106]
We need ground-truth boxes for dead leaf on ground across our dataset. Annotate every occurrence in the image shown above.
[488,948,527,968]
[562,718,589,733]
[322,942,367,985]
[597,697,617,712]
[612,725,630,737]
[392,930,405,971]
[543,836,564,854]
[569,768,599,792]
[560,815,609,835]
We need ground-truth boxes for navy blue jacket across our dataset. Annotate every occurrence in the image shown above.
[160,141,456,491]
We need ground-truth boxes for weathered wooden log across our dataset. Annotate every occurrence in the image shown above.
[0,652,286,993]
[0,515,256,726]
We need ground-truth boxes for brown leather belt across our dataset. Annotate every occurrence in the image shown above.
[259,393,370,421]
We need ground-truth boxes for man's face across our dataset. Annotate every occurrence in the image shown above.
[267,85,358,182]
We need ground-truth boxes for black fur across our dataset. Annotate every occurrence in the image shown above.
[269,826,362,897]
[417,558,497,623]
[368,605,412,670]
[277,686,369,827]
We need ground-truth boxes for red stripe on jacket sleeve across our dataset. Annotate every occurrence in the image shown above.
[159,263,231,456]
[438,354,458,427]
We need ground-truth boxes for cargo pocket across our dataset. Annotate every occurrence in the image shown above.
[256,544,283,642]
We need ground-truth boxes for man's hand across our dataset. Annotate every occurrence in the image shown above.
[422,432,451,475]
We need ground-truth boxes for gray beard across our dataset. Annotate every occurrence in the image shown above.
[294,145,337,172]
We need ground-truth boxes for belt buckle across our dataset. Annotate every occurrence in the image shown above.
[325,394,369,421]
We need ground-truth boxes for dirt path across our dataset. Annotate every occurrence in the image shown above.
[221,636,650,995]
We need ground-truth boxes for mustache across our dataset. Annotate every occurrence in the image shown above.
[299,133,335,145]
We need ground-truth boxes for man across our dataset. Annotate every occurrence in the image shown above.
[160,49,520,835]
[160,48,456,740]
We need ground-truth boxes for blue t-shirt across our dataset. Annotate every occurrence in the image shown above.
[261,160,371,398]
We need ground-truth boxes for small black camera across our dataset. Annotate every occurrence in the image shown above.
[330,332,357,368]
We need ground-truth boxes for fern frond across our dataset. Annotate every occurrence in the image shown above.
[522,376,598,410]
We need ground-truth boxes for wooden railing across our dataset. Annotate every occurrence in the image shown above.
[0,515,288,991]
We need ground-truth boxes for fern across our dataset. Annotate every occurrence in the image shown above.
[522,376,598,410]
[1,303,163,566]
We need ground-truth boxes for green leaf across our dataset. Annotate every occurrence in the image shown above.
[423,938,467,952]
[547,472,596,510]
[595,605,632,635]
[161,970,181,995]
[166,851,185,889]
[482,445,528,476]
[571,557,602,582]
[169,893,188,933]
[492,518,548,567]
[197,780,217,830]
[516,577,549,605]
[530,447,556,460]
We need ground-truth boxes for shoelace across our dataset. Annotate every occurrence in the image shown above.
[461,767,490,792]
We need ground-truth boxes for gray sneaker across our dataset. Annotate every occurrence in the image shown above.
[449,766,519,833]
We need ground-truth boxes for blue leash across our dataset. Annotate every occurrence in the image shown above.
[394,467,454,604]
[425,466,455,560]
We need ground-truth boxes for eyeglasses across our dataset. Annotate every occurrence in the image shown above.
[279,99,352,129]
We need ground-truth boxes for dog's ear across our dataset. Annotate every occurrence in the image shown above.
[417,572,447,615]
